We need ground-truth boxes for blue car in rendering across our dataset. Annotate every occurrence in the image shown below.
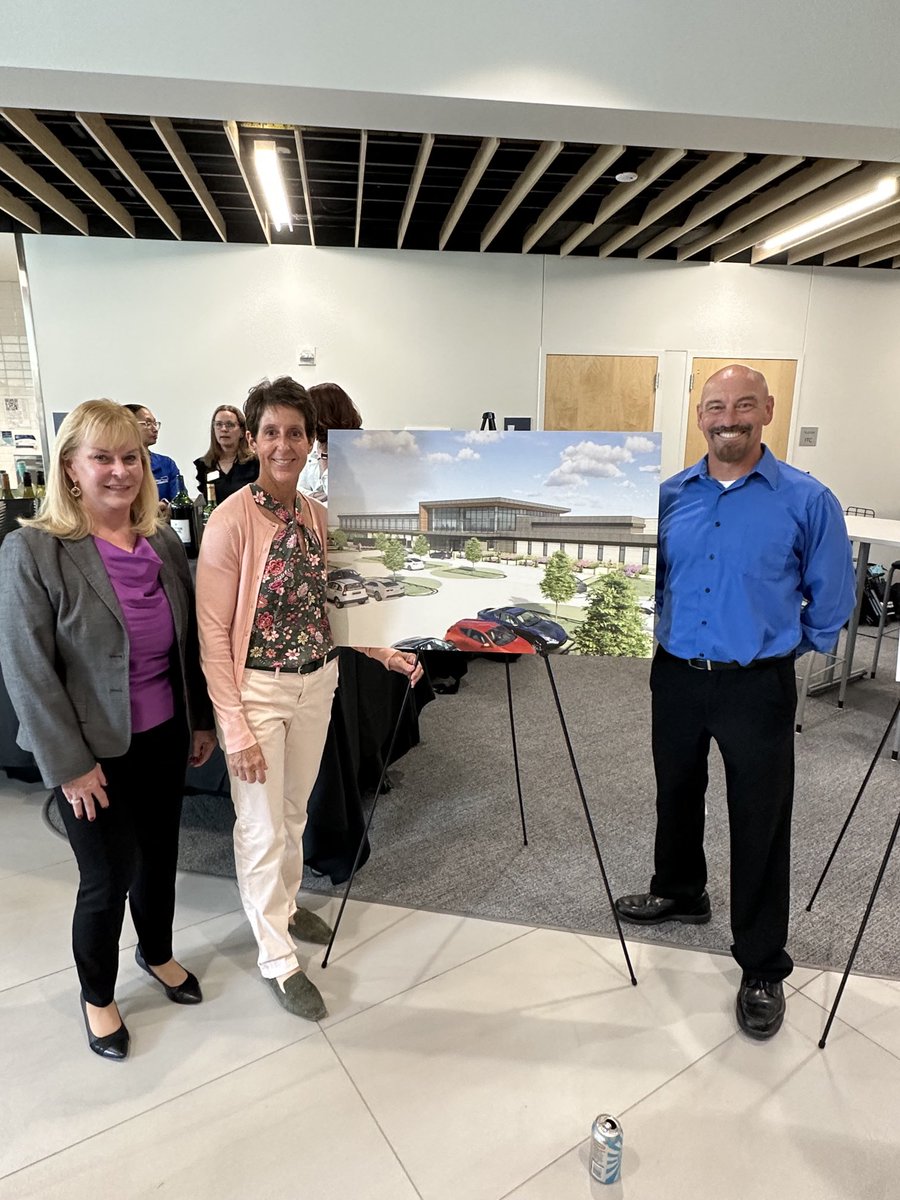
[476,606,569,652]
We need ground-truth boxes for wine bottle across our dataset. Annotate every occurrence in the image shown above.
[20,472,35,500]
[35,471,46,500]
[0,471,13,500]
[202,481,217,527]
[169,474,198,558]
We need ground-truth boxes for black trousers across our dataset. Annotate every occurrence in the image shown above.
[648,647,797,982]
[56,718,187,1007]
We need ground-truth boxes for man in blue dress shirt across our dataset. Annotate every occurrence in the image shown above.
[615,364,855,1039]
[123,404,182,507]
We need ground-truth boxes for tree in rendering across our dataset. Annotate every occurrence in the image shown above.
[464,537,484,570]
[374,531,388,553]
[539,550,578,614]
[412,534,431,557]
[382,538,406,578]
[574,570,651,657]
[330,529,348,551]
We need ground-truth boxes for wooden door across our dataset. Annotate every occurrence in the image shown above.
[684,357,797,467]
[544,354,658,431]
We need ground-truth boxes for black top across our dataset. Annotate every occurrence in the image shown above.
[194,456,259,503]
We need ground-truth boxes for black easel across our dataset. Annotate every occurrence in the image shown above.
[481,412,497,432]
[805,695,900,1047]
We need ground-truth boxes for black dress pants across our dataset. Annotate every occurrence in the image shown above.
[648,647,797,982]
[56,718,187,1007]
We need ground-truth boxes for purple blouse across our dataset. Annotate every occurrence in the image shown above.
[94,536,176,733]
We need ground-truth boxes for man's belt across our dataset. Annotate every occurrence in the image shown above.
[659,646,794,672]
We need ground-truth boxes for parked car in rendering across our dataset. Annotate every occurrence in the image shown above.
[444,619,536,655]
[429,549,453,559]
[476,605,569,651]
[403,555,426,570]
[392,636,459,653]
[365,577,405,601]
[326,578,368,608]
[327,567,365,584]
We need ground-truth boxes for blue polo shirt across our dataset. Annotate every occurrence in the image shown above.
[655,446,856,665]
[150,452,181,503]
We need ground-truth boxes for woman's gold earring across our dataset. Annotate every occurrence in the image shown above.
[69,483,82,498]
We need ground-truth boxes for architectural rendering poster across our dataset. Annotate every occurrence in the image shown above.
[326,429,661,658]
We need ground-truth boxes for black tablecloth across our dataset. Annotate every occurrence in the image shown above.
[1,647,447,884]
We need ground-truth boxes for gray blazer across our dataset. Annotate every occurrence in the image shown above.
[0,524,213,788]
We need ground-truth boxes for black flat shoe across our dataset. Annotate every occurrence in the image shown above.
[736,975,785,1040]
[614,890,712,926]
[135,946,203,1005]
[80,993,129,1061]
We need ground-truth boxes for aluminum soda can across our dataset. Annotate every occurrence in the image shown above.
[590,1113,623,1184]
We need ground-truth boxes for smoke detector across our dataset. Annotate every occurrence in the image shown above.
[615,171,639,183]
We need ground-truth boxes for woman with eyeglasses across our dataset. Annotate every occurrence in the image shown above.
[194,405,259,504]
[123,405,183,509]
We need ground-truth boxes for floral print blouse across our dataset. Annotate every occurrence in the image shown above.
[245,485,334,670]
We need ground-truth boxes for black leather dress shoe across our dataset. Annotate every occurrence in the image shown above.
[135,946,203,1005]
[736,976,785,1040]
[80,993,129,1061]
[614,891,712,925]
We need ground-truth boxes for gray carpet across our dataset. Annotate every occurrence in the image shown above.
[301,632,900,978]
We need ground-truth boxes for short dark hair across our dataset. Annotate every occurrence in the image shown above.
[308,382,362,444]
[244,377,315,440]
[122,403,148,416]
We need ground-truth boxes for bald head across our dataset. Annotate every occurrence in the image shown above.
[697,363,774,480]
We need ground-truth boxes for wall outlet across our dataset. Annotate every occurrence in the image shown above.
[798,426,818,447]
[298,347,316,366]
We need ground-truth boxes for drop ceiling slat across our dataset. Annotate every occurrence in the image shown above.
[439,137,499,250]
[0,143,88,233]
[76,112,181,239]
[354,130,367,249]
[150,117,227,241]
[293,129,316,248]
[480,141,563,252]
[638,155,803,259]
[397,132,435,250]
[0,181,40,232]
[859,237,900,267]
[596,151,744,258]
[720,162,900,262]
[224,120,270,243]
[787,206,900,264]
[522,143,624,254]
[561,147,686,256]
[1,107,135,235]
[679,158,858,261]
[819,219,900,265]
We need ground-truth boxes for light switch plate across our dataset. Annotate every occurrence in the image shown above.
[298,347,316,366]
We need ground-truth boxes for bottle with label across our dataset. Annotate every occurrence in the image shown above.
[0,471,14,500]
[202,481,217,528]
[35,471,46,501]
[169,474,198,558]
[20,472,35,500]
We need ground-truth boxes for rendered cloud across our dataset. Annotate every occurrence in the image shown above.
[456,447,481,460]
[354,430,420,455]
[638,464,661,473]
[625,435,657,454]
[462,430,504,444]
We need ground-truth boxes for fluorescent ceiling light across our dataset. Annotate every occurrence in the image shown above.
[253,139,293,232]
[760,176,899,252]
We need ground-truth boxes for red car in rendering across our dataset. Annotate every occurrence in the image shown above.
[444,619,536,655]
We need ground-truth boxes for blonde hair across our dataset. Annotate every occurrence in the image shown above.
[25,400,162,540]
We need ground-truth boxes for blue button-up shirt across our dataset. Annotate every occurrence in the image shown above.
[655,447,856,665]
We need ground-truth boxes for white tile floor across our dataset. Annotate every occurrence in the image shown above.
[1,776,898,1200]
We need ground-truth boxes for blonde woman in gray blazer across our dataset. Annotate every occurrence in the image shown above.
[0,401,216,1061]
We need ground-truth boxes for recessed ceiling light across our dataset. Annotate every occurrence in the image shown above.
[615,171,639,183]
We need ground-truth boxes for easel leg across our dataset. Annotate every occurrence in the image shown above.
[322,655,421,968]
[505,659,528,846]
[542,655,637,986]
[807,697,900,911]
[819,802,900,1048]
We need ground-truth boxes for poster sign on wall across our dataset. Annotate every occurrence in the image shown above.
[326,428,661,657]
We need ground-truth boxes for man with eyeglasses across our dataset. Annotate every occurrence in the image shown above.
[124,405,183,507]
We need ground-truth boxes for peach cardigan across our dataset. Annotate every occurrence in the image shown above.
[196,486,391,753]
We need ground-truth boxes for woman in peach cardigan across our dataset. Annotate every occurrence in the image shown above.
[196,377,420,1021]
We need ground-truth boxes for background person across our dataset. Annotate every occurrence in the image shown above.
[298,382,363,501]
[123,403,182,507]
[614,364,855,1041]
[196,376,420,1022]
[0,400,216,1061]
[194,404,259,503]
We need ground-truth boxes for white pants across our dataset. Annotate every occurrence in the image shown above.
[226,660,339,978]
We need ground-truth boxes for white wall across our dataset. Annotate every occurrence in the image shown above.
[21,233,900,524]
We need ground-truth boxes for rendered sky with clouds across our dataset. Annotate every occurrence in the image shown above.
[328,429,662,518]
